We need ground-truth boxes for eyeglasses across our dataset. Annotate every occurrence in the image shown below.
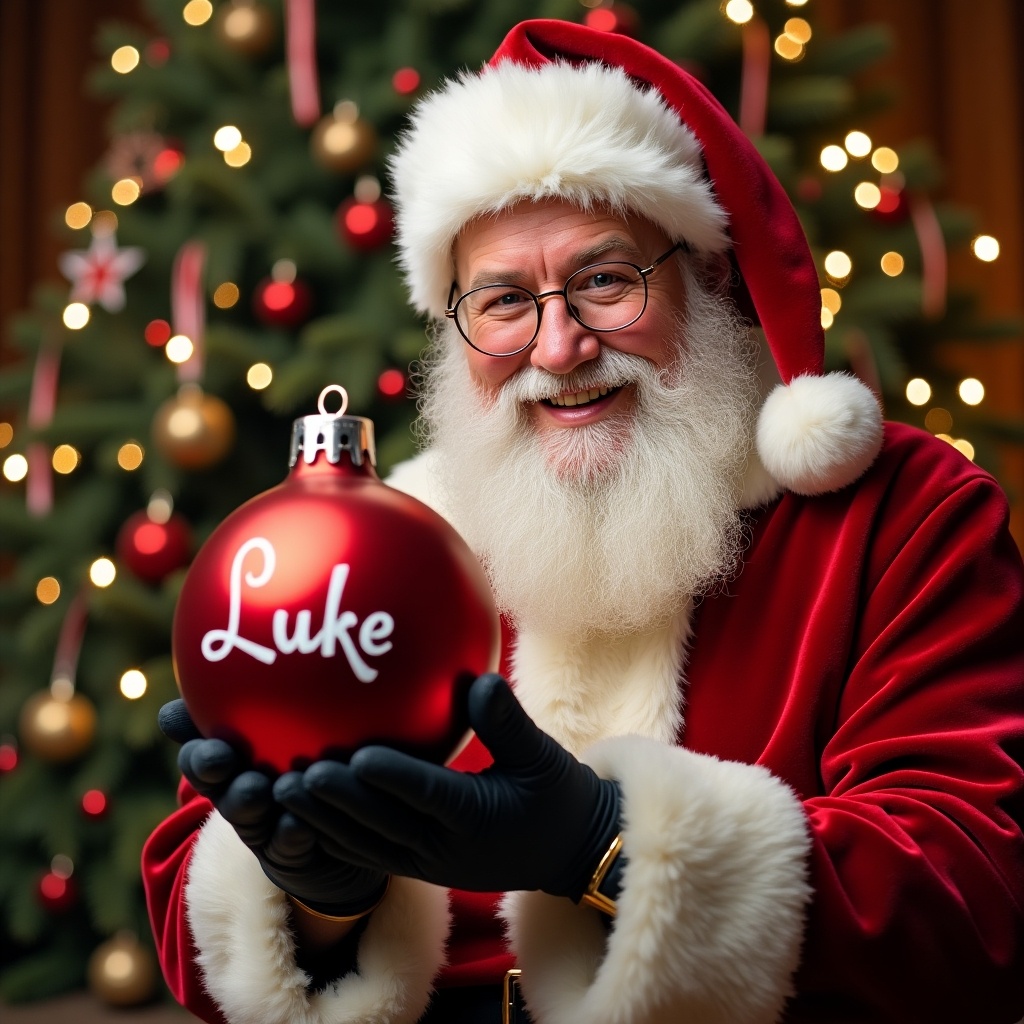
[445,242,685,358]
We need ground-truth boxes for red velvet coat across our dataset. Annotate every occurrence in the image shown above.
[143,424,1024,1024]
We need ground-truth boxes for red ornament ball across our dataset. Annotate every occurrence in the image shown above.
[0,740,18,772]
[117,510,192,583]
[584,4,639,36]
[82,789,109,819]
[253,277,313,328]
[392,67,421,96]
[172,403,500,775]
[37,870,78,913]
[145,319,172,347]
[377,368,406,400]
[337,197,394,251]
[871,185,909,223]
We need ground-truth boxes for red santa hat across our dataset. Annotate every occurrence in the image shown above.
[389,19,883,496]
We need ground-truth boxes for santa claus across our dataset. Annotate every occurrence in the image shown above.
[143,19,1024,1024]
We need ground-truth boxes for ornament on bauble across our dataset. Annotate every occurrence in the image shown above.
[214,0,276,56]
[311,100,377,174]
[172,385,500,775]
[152,385,236,470]
[116,506,192,583]
[88,932,159,1007]
[19,688,96,762]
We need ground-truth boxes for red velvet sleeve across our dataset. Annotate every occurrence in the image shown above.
[141,778,227,1024]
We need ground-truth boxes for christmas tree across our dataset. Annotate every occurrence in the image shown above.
[1,0,1020,1007]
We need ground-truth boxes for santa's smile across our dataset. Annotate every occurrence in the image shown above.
[535,383,629,425]
[544,385,620,408]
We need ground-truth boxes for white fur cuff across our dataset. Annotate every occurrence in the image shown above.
[185,813,450,1024]
[504,736,811,1024]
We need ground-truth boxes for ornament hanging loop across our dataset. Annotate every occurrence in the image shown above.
[318,384,349,418]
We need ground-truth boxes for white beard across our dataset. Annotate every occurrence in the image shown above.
[416,274,760,638]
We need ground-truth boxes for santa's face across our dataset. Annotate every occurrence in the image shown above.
[451,199,686,475]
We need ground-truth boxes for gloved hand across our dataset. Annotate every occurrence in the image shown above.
[158,699,388,916]
[273,674,621,900]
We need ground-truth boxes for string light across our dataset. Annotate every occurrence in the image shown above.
[724,0,754,24]
[820,145,848,172]
[3,454,28,482]
[821,288,842,314]
[824,250,853,282]
[111,178,141,205]
[854,182,881,209]
[65,202,93,230]
[119,669,147,700]
[880,252,905,276]
[972,235,1000,262]
[63,303,90,330]
[89,558,117,588]
[247,363,273,390]
[871,147,900,173]
[783,18,812,43]
[925,408,953,434]
[0,423,13,447]
[52,445,81,474]
[213,282,240,308]
[117,442,144,470]
[906,378,931,406]
[213,126,243,152]
[774,34,803,60]
[951,439,975,461]
[36,577,61,605]
[958,378,985,405]
[844,131,872,158]
[224,142,252,167]
[165,335,194,364]
[820,308,834,330]
[182,0,213,26]
[111,46,140,73]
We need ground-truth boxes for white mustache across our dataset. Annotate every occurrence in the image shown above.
[495,349,659,408]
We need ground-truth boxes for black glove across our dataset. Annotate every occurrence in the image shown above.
[273,674,621,899]
[158,699,388,916]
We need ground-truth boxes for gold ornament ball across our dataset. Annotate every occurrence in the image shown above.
[19,690,97,762]
[153,388,236,470]
[88,933,159,1007]
[214,0,276,56]
[311,112,377,174]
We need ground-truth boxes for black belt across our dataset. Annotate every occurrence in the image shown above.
[421,970,529,1024]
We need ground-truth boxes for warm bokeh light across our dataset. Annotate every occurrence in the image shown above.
[63,303,91,330]
[65,202,93,229]
[36,577,61,605]
[147,489,173,523]
[783,17,811,43]
[0,423,14,448]
[844,131,872,157]
[774,34,803,60]
[213,125,243,152]
[906,378,931,406]
[958,378,985,405]
[52,445,81,474]
[3,454,29,482]
[820,308,834,330]
[89,558,117,587]
[111,178,142,205]
[213,282,240,308]
[854,182,881,209]
[224,142,252,167]
[354,175,382,203]
[247,363,273,390]
[165,335,194,364]
[880,252,905,276]
[820,145,848,172]
[925,407,953,434]
[871,147,900,173]
[952,438,976,461]
[271,258,297,283]
[92,210,119,235]
[119,669,148,700]
[972,235,1000,262]
[111,45,140,73]
[183,0,213,26]
[820,288,842,314]
[724,0,754,24]
[824,250,853,281]
[117,442,144,470]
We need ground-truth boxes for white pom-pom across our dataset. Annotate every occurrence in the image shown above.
[756,373,883,496]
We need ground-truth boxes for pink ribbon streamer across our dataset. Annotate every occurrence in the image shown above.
[739,17,771,139]
[51,589,89,692]
[26,340,62,516]
[286,0,320,127]
[910,196,947,319]
[172,240,207,383]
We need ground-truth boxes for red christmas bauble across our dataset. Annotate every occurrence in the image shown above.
[584,4,639,36]
[871,185,909,223]
[337,197,394,251]
[253,276,313,327]
[172,394,500,774]
[37,870,78,913]
[116,510,192,583]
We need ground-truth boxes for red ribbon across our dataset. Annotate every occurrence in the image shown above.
[286,0,320,127]
[172,240,207,383]
[26,339,62,516]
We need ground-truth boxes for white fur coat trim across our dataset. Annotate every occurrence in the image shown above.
[185,812,450,1024]
[503,736,812,1024]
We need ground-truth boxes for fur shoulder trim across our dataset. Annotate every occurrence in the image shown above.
[185,812,449,1024]
[504,736,811,1024]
